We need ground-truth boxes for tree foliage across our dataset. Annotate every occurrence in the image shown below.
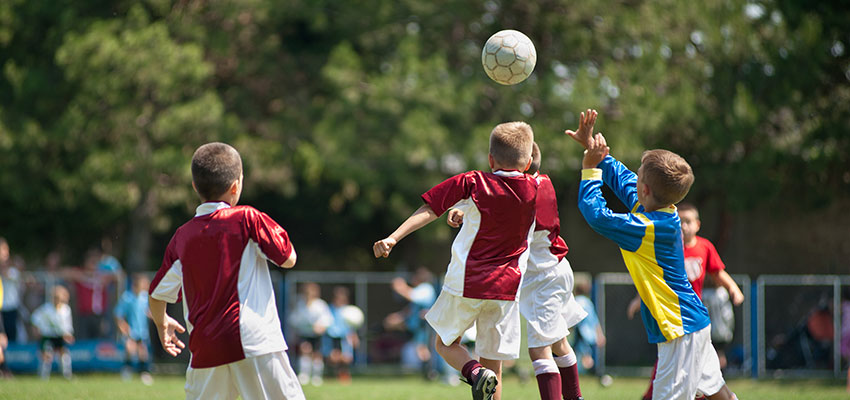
[0,0,847,270]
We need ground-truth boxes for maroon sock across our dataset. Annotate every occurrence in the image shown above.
[558,364,581,399]
[461,360,482,383]
[535,372,561,400]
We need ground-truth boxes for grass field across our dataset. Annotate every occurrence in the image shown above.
[1,374,848,400]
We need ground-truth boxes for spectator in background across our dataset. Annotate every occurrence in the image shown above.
[68,249,116,339]
[115,274,153,385]
[571,275,606,374]
[32,285,74,380]
[289,282,332,386]
[323,286,360,384]
[0,238,23,344]
[384,267,437,376]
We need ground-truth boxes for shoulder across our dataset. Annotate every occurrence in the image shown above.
[696,236,717,249]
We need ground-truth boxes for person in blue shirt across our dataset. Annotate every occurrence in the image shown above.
[567,110,737,400]
[114,274,152,385]
[323,286,360,384]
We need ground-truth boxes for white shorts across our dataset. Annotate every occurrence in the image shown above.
[185,351,305,400]
[653,326,726,400]
[425,291,520,360]
[520,259,588,348]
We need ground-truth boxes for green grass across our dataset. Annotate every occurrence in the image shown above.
[1,374,847,399]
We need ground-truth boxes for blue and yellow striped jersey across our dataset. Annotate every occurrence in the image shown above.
[578,156,709,343]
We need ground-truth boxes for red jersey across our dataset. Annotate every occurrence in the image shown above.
[683,236,726,298]
[527,173,568,271]
[150,202,293,368]
[421,170,537,301]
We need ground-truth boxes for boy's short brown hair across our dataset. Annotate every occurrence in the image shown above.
[640,149,694,206]
[191,142,243,201]
[490,122,534,169]
[528,142,541,175]
[677,202,698,217]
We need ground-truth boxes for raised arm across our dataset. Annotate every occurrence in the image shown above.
[373,204,439,258]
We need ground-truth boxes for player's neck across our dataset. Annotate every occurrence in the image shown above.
[684,236,698,247]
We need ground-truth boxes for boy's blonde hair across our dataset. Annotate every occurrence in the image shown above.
[489,122,534,169]
[640,149,694,206]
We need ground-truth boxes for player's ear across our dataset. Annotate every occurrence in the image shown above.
[488,154,495,169]
[228,179,240,195]
[522,157,532,172]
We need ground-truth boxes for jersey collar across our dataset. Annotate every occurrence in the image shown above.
[195,201,231,217]
[493,169,524,177]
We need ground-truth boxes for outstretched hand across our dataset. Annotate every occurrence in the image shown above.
[157,315,186,357]
[565,109,598,149]
[582,133,610,169]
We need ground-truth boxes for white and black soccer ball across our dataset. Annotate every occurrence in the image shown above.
[481,29,537,85]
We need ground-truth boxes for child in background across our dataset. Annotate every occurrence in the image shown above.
[115,274,153,385]
[323,286,359,384]
[289,282,332,386]
[374,121,538,400]
[31,285,74,380]
[571,275,606,374]
[569,114,737,400]
[447,138,589,400]
[149,142,304,400]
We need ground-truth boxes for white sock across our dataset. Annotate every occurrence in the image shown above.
[298,356,311,377]
[39,357,52,379]
[61,352,72,378]
[312,358,324,377]
[554,353,577,368]
[531,359,559,376]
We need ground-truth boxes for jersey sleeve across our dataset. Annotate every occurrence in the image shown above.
[150,235,183,303]
[246,208,293,267]
[704,239,727,274]
[598,156,640,212]
[578,168,646,252]
[420,172,474,216]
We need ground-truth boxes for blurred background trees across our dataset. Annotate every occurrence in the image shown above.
[0,0,847,273]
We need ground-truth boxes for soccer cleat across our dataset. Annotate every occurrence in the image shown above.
[470,368,498,400]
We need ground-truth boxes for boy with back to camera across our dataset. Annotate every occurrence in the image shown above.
[447,138,591,400]
[373,122,538,400]
[628,202,745,400]
[568,114,738,400]
[148,142,305,400]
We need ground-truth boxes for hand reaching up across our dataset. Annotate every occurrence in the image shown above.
[582,133,610,169]
[565,109,598,149]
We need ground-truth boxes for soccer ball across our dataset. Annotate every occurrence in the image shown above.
[340,305,364,329]
[481,30,537,85]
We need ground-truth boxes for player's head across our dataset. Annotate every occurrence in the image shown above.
[527,142,541,175]
[332,286,350,306]
[677,202,701,241]
[132,274,151,294]
[83,248,100,272]
[412,266,433,286]
[489,122,534,171]
[637,149,694,207]
[301,282,320,301]
[191,142,243,204]
[53,285,70,305]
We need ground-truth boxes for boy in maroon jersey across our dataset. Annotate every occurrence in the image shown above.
[374,121,538,400]
[149,142,304,400]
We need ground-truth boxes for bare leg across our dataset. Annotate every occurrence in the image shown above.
[434,335,474,371]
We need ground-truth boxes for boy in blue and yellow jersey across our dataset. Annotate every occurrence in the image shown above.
[566,110,737,400]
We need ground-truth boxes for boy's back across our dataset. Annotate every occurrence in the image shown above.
[150,202,293,368]
[422,169,537,301]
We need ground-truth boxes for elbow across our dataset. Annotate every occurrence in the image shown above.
[281,249,297,269]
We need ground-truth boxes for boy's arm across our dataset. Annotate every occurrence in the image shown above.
[564,109,598,149]
[597,156,640,212]
[578,134,646,251]
[247,209,297,268]
[374,204,439,258]
[149,297,186,357]
[711,270,745,306]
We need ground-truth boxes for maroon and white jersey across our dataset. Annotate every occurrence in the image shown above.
[527,173,569,272]
[421,170,537,301]
[150,202,293,369]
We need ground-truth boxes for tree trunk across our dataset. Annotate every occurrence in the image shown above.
[126,189,156,273]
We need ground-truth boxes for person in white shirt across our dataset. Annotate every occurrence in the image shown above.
[31,285,74,380]
[289,282,332,386]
